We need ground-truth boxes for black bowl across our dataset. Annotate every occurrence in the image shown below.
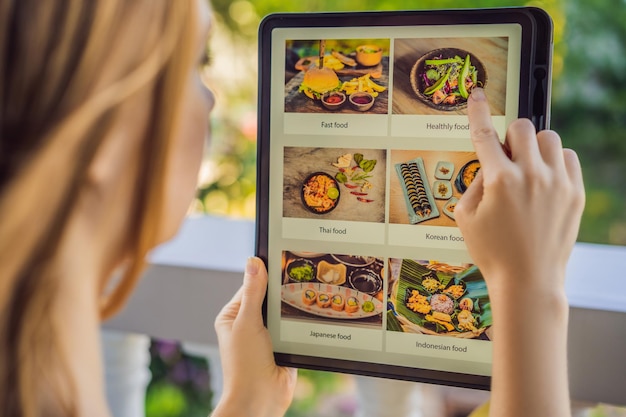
[349,269,382,295]
[301,172,340,214]
[454,160,480,194]
[410,48,487,111]
[285,258,316,283]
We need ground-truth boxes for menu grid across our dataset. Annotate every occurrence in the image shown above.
[265,23,521,377]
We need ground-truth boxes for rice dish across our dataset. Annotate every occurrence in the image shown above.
[430,293,454,314]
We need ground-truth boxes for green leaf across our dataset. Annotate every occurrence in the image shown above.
[360,159,377,173]
[387,310,404,332]
[335,172,347,183]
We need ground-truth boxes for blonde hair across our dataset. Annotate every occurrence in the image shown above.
[0,0,198,415]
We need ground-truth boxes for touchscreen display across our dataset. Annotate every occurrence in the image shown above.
[265,23,522,377]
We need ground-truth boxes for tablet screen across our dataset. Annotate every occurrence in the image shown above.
[260,14,534,385]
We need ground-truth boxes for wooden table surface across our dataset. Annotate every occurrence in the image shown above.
[392,37,508,115]
[389,149,477,227]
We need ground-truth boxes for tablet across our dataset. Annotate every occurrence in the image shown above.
[256,7,553,390]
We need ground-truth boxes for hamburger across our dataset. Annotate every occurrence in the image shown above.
[299,66,342,99]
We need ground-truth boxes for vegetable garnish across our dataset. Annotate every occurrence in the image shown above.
[420,53,479,106]
[289,263,314,282]
[332,153,377,203]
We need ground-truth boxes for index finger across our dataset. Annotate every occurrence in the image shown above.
[468,88,509,170]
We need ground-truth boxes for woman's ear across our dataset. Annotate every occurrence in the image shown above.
[85,92,152,194]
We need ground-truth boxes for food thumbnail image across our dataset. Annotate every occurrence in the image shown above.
[389,149,478,227]
[283,147,386,222]
[387,258,492,339]
[284,39,390,114]
[392,37,508,115]
[281,251,385,328]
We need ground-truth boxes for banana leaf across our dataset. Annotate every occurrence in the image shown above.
[392,259,492,334]
[387,309,404,332]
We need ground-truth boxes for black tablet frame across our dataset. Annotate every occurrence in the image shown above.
[256,7,552,390]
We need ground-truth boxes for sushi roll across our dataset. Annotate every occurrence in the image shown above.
[331,294,345,311]
[408,163,431,215]
[316,293,331,308]
[302,288,317,306]
[408,193,423,216]
[345,296,359,313]
[399,161,433,218]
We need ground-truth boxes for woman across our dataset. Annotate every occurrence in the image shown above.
[0,1,224,415]
[1,1,294,415]
[0,2,584,417]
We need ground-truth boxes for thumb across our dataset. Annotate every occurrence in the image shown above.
[238,257,268,325]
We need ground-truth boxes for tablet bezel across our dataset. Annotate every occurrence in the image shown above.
[256,7,552,390]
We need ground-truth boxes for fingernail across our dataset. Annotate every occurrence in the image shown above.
[246,257,259,275]
[471,87,485,101]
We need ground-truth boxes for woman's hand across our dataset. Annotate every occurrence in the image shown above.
[213,257,297,417]
[456,88,585,417]
[456,88,585,294]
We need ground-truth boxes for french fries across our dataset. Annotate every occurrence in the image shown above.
[313,55,344,71]
[341,74,386,97]
[331,50,357,67]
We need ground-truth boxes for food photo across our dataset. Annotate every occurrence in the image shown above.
[281,251,385,328]
[389,149,478,226]
[387,258,492,339]
[283,147,386,222]
[410,48,487,110]
[392,37,508,115]
[284,39,390,114]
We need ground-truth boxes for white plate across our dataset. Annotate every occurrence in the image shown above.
[433,180,452,199]
[434,161,454,180]
[281,282,383,319]
[443,197,459,220]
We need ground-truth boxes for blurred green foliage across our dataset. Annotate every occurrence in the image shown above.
[587,404,626,417]
[200,0,626,245]
[286,369,351,417]
[550,0,626,245]
[146,2,625,416]
[146,341,212,417]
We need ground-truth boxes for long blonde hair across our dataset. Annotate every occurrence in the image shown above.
[0,1,198,415]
